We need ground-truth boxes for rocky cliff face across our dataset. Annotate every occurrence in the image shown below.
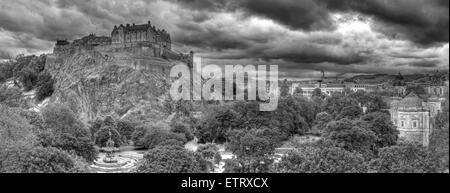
[45,50,183,124]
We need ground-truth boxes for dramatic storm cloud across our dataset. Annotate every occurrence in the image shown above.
[0,0,448,78]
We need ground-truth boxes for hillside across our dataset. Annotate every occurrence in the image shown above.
[45,50,185,124]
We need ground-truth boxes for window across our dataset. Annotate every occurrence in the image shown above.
[401,121,405,127]
[412,121,419,129]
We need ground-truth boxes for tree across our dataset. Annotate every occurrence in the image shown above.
[131,125,149,147]
[325,119,378,156]
[429,124,449,171]
[322,93,359,118]
[294,87,303,97]
[290,96,318,127]
[0,105,89,173]
[196,106,239,143]
[0,105,37,172]
[360,112,399,148]
[327,127,378,157]
[280,79,290,98]
[314,112,332,131]
[225,130,276,173]
[135,127,187,149]
[364,93,388,113]
[311,88,325,99]
[134,144,203,173]
[116,119,136,143]
[170,120,194,141]
[369,142,441,173]
[273,145,368,173]
[41,104,98,162]
[35,72,55,102]
[0,61,14,83]
[434,96,449,130]
[94,126,123,147]
[17,67,38,91]
[13,146,88,173]
[336,105,363,120]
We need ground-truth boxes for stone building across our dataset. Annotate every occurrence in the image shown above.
[53,21,193,65]
[291,82,379,98]
[73,34,112,47]
[111,21,171,50]
[389,92,443,146]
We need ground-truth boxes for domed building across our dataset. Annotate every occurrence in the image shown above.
[390,92,442,146]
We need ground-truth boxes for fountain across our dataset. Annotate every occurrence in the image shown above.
[90,131,142,173]
[102,139,119,163]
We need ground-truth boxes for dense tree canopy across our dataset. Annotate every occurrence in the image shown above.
[135,144,203,173]
[273,144,368,173]
[13,146,88,173]
[132,126,187,149]
[336,106,363,120]
[41,104,98,162]
[322,93,359,118]
[369,142,441,173]
[0,105,89,173]
[360,112,399,148]
[94,126,123,148]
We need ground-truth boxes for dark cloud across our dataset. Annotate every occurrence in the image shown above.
[169,0,229,11]
[320,0,449,45]
[237,0,335,31]
[169,0,449,45]
[407,59,440,68]
[0,0,448,78]
[173,22,253,50]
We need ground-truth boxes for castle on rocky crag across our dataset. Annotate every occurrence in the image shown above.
[53,21,193,65]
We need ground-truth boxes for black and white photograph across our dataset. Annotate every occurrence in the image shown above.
[0,0,449,183]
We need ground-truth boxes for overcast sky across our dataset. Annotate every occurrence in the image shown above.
[0,0,448,79]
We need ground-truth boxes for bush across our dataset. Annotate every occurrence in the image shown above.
[35,73,55,102]
[0,85,25,108]
[17,67,38,91]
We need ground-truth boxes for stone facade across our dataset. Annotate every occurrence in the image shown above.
[389,92,442,146]
[111,21,171,50]
[291,82,380,98]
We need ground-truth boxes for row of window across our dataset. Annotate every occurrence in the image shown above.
[400,120,419,128]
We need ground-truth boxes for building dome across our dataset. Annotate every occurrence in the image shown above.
[398,92,423,109]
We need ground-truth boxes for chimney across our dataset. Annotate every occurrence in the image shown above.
[148,21,151,26]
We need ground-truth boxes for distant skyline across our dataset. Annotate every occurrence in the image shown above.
[0,0,448,79]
